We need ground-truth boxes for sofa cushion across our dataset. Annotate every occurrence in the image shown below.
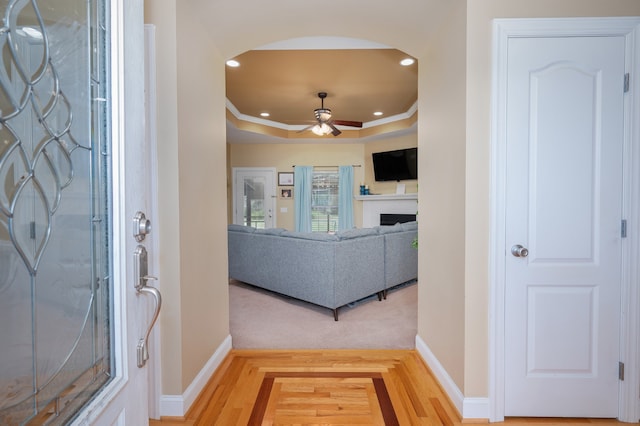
[374,223,403,234]
[336,227,379,240]
[401,221,418,231]
[281,231,339,241]
[228,224,255,233]
[254,227,287,235]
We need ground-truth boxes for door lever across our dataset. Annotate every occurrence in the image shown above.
[134,244,162,368]
[137,281,161,368]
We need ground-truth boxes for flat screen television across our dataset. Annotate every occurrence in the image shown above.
[372,147,418,181]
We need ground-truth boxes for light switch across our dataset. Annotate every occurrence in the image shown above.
[280,207,288,213]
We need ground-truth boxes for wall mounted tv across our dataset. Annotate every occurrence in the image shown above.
[372,147,418,182]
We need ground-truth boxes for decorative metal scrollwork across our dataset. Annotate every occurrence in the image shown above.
[0,0,90,276]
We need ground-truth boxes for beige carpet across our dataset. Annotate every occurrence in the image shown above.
[229,279,417,349]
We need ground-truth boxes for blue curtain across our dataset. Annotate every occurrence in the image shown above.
[338,165,354,230]
[294,166,313,232]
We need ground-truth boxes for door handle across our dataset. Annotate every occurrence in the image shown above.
[134,244,162,368]
[511,244,529,258]
[137,283,161,368]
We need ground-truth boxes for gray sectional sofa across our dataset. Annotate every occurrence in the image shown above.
[227,221,417,320]
[378,222,419,296]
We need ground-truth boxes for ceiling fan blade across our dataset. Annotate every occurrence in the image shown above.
[327,122,342,136]
[296,123,316,133]
[332,119,363,128]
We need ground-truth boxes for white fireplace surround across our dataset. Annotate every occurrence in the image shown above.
[355,194,418,228]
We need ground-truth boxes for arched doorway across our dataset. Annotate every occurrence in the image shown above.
[224,37,419,348]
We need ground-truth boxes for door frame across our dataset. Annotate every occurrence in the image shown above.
[489,17,640,422]
[144,23,163,420]
[69,0,150,423]
[232,167,277,228]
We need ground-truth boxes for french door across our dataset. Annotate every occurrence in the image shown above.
[0,0,152,424]
[233,167,277,229]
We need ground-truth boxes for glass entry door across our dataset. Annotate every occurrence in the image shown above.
[233,168,276,229]
[0,0,116,423]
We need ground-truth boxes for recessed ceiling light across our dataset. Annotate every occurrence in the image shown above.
[226,59,240,67]
[400,58,415,66]
[373,111,383,116]
[260,112,270,117]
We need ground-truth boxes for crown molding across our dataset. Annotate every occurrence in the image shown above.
[225,98,418,138]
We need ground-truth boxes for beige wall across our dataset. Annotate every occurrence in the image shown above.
[144,1,183,394]
[175,3,230,392]
[145,0,640,408]
[228,132,417,230]
[145,0,231,394]
[417,0,468,391]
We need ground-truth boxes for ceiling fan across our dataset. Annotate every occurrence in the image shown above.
[301,92,363,136]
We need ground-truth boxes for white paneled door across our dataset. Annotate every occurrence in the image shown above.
[504,36,625,417]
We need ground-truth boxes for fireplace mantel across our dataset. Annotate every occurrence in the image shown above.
[355,193,418,228]
[354,193,418,202]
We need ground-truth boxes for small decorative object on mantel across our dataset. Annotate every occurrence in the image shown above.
[359,184,370,195]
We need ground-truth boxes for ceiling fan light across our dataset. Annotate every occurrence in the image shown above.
[311,124,324,136]
[311,123,332,136]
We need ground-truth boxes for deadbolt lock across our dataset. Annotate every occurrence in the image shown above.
[133,211,151,242]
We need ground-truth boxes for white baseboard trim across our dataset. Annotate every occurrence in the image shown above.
[463,397,491,420]
[159,334,233,417]
[415,335,489,421]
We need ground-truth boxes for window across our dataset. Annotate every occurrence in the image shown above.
[311,171,339,232]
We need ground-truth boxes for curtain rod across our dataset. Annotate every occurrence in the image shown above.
[292,164,361,168]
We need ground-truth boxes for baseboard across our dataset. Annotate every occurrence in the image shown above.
[415,335,489,421]
[159,335,233,417]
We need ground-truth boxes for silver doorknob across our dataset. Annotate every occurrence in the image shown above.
[511,244,529,258]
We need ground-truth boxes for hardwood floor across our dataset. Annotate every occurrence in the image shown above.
[149,350,628,426]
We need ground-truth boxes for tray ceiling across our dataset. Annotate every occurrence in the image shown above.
[225,47,418,142]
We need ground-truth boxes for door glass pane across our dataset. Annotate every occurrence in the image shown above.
[243,176,266,229]
[0,0,113,424]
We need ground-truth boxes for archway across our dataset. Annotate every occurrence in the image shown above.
[224,37,419,348]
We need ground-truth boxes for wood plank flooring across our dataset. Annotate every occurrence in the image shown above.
[149,350,628,426]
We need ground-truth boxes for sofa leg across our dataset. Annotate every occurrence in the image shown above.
[383,290,387,300]
[333,308,339,321]
[377,292,382,301]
